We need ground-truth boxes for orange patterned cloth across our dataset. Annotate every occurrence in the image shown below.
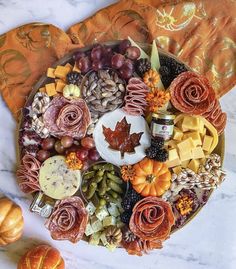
[0,0,236,120]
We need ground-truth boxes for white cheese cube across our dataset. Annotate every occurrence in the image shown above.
[108,203,120,217]
[89,232,101,246]
[85,223,94,236]
[103,216,116,227]
[91,216,103,232]
[86,202,96,216]
[95,206,109,221]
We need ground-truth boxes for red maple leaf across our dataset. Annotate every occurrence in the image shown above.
[102,117,143,158]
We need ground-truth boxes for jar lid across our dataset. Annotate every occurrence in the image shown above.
[152,112,175,120]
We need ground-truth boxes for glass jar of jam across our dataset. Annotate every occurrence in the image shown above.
[151,112,175,141]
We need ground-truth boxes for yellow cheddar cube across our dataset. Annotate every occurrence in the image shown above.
[188,159,200,173]
[173,127,183,141]
[181,160,190,168]
[191,146,205,159]
[47,67,56,78]
[45,83,57,96]
[166,140,177,149]
[199,119,205,134]
[54,65,71,79]
[73,63,81,73]
[56,80,66,93]
[202,135,213,152]
[177,137,195,152]
[182,116,200,131]
[39,87,46,93]
[65,63,73,71]
[179,149,192,162]
[166,148,181,168]
[172,166,182,175]
[183,131,202,147]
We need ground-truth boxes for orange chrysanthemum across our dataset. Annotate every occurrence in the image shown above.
[121,165,135,182]
[66,152,83,170]
[143,69,160,88]
[146,88,170,112]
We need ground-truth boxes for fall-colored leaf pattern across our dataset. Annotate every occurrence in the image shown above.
[0,0,236,120]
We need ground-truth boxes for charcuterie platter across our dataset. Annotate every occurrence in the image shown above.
[16,39,226,256]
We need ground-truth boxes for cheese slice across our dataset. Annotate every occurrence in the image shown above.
[182,116,200,131]
[166,148,181,167]
[177,137,195,152]
[173,127,183,141]
[181,160,190,168]
[188,159,200,173]
[179,149,192,162]
[39,156,81,200]
[172,166,182,175]
[192,146,205,159]
[183,131,202,147]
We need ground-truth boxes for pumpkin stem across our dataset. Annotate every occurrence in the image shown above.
[146,174,156,183]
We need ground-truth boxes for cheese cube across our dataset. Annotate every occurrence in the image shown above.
[91,216,103,232]
[201,128,207,138]
[45,83,57,96]
[47,67,55,78]
[199,158,206,165]
[56,80,66,92]
[199,119,205,134]
[181,160,190,168]
[172,166,182,175]
[85,223,94,236]
[202,135,213,152]
[182,116,200,131]
[166,140,177,149]
[95,206,109,221]
[89,232,101,246]
[179,149,192,162]
[177,138,195,152]
[183,131,202,146]
[73,63,81,73]
[103,216,116,227]
[166,148,181,168]
[65,63,73,71]
[108,203,120,217]
[188,159,200,173]
[192,146,205,159]
[54,65,71,79]
[173,127,183,141]
[39,87,46,93]
[86,202,96,216]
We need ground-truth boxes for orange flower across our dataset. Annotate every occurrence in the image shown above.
[121,165,135,182]
[66,152,83,170]
[143,69,160,88]
[146,88,170,112]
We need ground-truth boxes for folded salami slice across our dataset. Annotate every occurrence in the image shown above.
[43,96,91,139]
[170,71,215,115]
[129,197,175,241]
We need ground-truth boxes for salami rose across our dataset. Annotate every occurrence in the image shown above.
[16,154,41,193]
[170,71,215,115]
[43,96,91,139]
[129,197,175,241]
[45,197,88,243]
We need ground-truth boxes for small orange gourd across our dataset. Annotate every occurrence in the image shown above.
[0,197,24,246]
[131,158,171,197]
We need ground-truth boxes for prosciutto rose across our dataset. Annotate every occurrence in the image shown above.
[16,154,41,193]
[170,71,216,115]
[43,96,91,139]
[129,197,175,241]
[45,197,88,243]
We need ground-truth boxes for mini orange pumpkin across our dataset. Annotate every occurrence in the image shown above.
[0,197,24,246]
[131,158,171,197]
[18,244,65,269]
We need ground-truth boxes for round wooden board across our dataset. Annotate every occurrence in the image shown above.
[17,41,225,238]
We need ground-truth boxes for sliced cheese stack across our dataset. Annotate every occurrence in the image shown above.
[166,114,218,174]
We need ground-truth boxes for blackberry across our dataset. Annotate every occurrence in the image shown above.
[154,148,168,162]
[67,71,82,85]
[151,137,164,149]
[145,146,158,159]
[159,65,170,77]
[126,188,142,204]
[135,58,151,77]
[120,210,132,224]
[121,197,132,211]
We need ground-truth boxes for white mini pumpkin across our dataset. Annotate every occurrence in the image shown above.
[63,84,81,99]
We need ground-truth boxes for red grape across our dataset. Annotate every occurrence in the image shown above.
[81,160,90,172]
[92,60,103,71]
[125,46,141,60]
[37,150,50,162]
[104,46,112,54]
[119,60,134,80]
[119,39,131,54]
[76,148,89,161]
[41,137,56,150]
[111,54,125,69]
[65,145,79,155]
[88,148,100,161]
[73,51,86,61]
[54,141,65,154]
[61,136,73,148]
[77,56,91,73]
[91,46,103,61]
[81,137,95,149]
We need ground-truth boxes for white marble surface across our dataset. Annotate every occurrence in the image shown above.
[0,1,236,268]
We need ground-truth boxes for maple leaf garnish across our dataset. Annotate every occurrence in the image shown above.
[102,117,143,158]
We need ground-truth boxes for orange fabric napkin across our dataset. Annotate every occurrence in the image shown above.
[0,0,236,120]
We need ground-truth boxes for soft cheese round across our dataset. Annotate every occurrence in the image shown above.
[39,155,81,199]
